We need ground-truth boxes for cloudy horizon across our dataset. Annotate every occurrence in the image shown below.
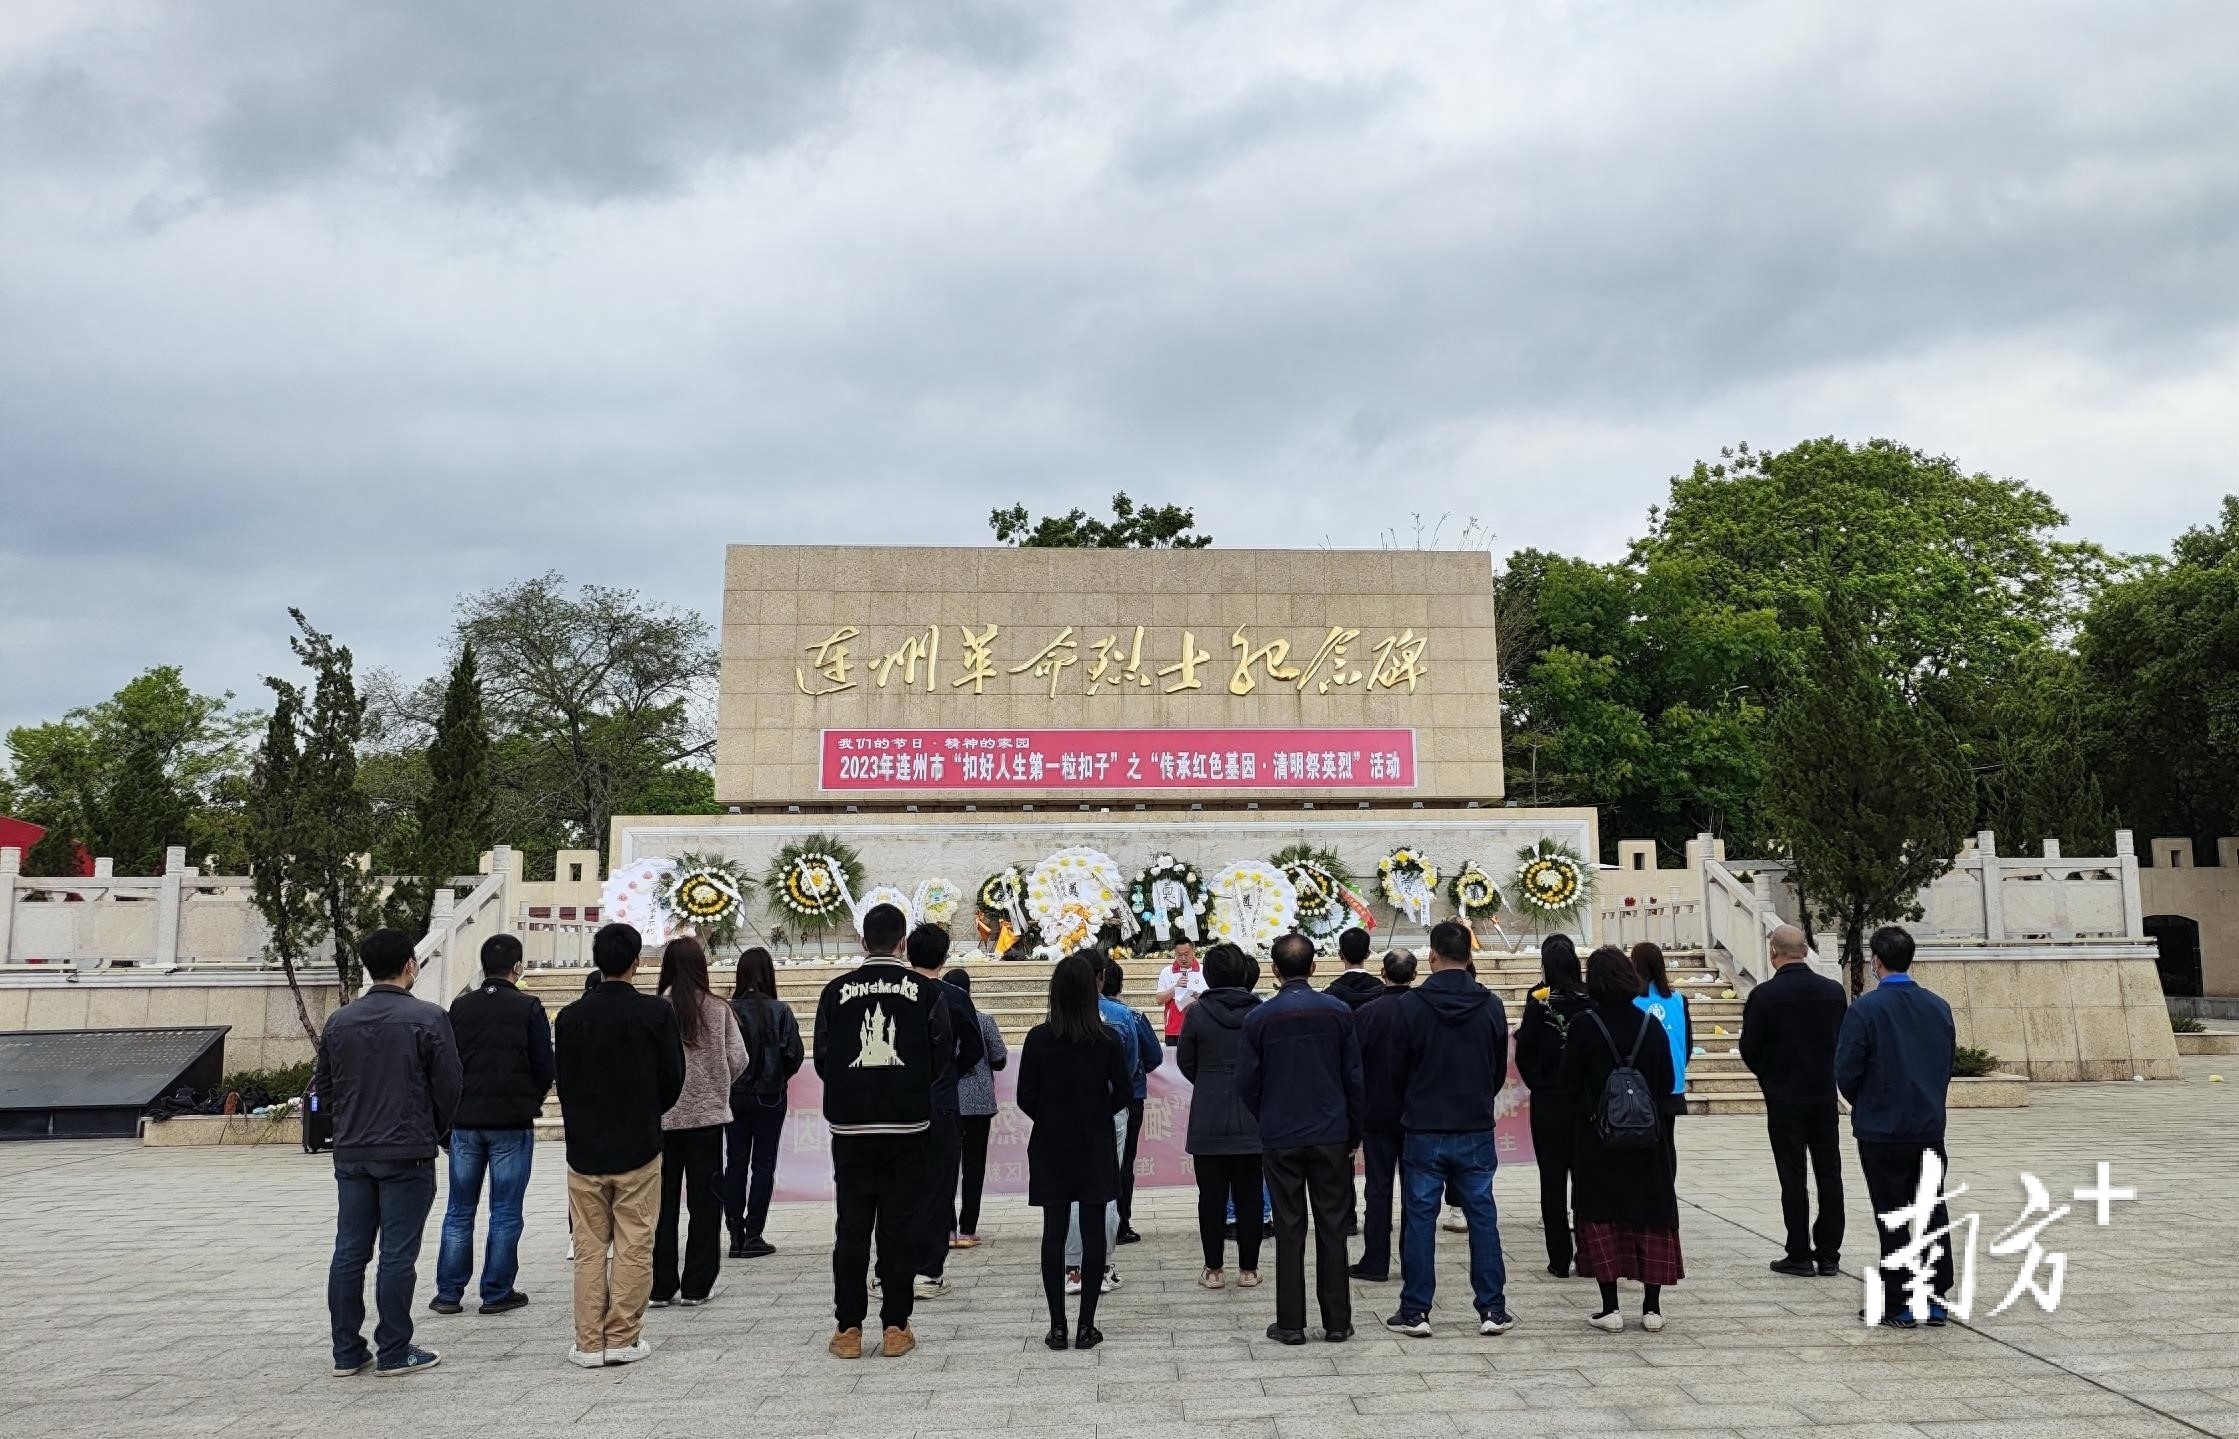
[4,0,2237,732]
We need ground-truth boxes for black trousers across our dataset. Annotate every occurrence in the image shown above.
[832,1132,929,1333]
[1358,1130,1401,1276]
[1528,1098,1574,1272]
[918,1110,962,1279]
[1118,1098,1145,1226]
[1262,1143,1353,1333]
[1194,1152,1265,1271]
[653,1125,724,1302]
[1767,1101,1844,1265]
[957,1114,993,1236]
[1042,1202,1107,1332]
[722,1091,787,1242]
[1857,1138,1954,1316]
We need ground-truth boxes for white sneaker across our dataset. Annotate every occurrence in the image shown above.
[1100,1267,1122,1294]
[565,1238,576,1261]
[1441,1207,1468,1233]
[568,1347,606,1369]
[1586,1309,1625,1333]
[914,1275,950,1299]
[1641,1311,1666,1333]
[1064,1269,1084,1295]
[605,1339,652,1365]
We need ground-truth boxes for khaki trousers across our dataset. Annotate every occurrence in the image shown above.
[568,1156,662,1353]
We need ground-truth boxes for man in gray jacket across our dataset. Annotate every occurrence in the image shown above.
[315,929,463,1378]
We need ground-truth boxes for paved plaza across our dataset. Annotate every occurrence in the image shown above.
[5,1060,2235,1439]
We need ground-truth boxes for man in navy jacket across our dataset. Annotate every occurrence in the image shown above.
[1238,933,1364,1345]
[1834,925,1958,1327]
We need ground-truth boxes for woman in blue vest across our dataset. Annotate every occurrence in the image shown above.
[1629,942,1692,1175]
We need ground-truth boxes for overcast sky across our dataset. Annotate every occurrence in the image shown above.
[4,0,2237,736]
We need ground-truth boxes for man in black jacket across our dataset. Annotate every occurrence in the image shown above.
[1323,927,1383,1010]
[1349,948,1417,1281]
[813,903,951,1361]
[1740,924,1849,1278]
[316,929,463,1379]
[428,933,552,1317]
[1386,920,1514,1340]
[555,923,686,1369]
[1237,933,1364,1345]
[907,923,983,1298]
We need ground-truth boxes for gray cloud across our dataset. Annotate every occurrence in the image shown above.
[3,0,2238,737]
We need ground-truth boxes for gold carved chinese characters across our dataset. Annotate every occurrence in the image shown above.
[796,624,1426,698]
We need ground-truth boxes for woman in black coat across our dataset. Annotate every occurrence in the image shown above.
[1514,933,1591,1278]
[1176,943,1265,1288]
[1017,950,1132,1351]
[1559,945,1681,1334]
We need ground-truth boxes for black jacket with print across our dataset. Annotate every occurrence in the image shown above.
[811,956,953,1136]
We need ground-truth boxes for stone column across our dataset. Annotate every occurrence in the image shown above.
[155,846,186,968]
[1977,830,2004,943]
[2115,830,2144,940]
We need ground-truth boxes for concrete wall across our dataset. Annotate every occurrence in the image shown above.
[1915,945,2182,1082]
[2139,838,2239,996]
[0,973,347,1070]
[717,546,1502,806]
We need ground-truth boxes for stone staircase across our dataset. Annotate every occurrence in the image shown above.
[519,945,1766,1120]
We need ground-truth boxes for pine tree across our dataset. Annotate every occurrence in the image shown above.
[1760,592,1976,994]
[246,679,325,1044]
[386,644,494,937]
[99,731,192,874]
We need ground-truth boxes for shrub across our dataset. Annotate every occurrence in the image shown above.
[2172,1014,2207,1034]
[1951,1045,2000,1078]
[221,1061,315,1100]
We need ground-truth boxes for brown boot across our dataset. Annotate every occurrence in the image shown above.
[827,1328,862,1360]
[881,1326,916,1358]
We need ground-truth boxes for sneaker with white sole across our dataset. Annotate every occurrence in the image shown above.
[376,1346,441,1377]
[568,1347,607,1369]
[1478,1309,1517,1336]
[605,1339,652,1365]
[914,1275,950,1299]
[1441,1207,1468,1233]
[1586,1309,1625,1333]
[1064,1269,1083,1295]
[1384,1310,1433,1338]
[1641,1311,1666,1333]
[1100,1267,1121,1294]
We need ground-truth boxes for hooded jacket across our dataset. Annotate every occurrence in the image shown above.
[1176,987,1263,1155]
[1354,982,1416,1134]
[1324,968,1386,1011]
[1394,968,1510,1134]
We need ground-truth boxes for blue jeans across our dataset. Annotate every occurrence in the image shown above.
[434,1128,535,1305]
[1399,1131,1507,1317]
[330,1158,438,1369]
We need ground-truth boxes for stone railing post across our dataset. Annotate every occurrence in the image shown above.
[0,846,18,964]
[425,885,457,998]
[153,845,187,968]
[2115,830,2144,939]
[1976,830,2004,943]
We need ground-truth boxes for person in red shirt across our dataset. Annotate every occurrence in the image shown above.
[1156,941,1208,1046]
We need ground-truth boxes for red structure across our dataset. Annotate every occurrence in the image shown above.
[0,815,93,875]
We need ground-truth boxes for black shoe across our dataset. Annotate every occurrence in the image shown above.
[1769,1258,1817,1278]
[1224,1223,1237,1239]
[1347,1263,1388,1281]
[1115,1226,1142,1246]
[1341,1218,1358,1238]
[1547,1261,1570,1279]
[1265,1323,1308,1346]
[427,1297,463,1316]
[478,1291,527,1315]
[1816,1260,1840,1277]
[647,1296,675,1308]
[1324,1327,1353,1343]
[1074,1324,1104,1350]
[742,1237,777,1259]
[1044,1326,1070,1351]
[728,1236,748,1259]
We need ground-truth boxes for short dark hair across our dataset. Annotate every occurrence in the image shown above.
[591,923,643,977]
[1101,959,1125,997]
[862,903,908,954]
[1585,944,1639,1005]
[480,933,523,977]
[1381,948,1417,985]
[1270,932,1315,979]
[1870,925,1916,972]
[1204,944,1253,989]
[906,923,951,971]
[361,929,414,982]
[942,968,972,994]
[1338,927,1371,966]
[1428,920,1472,965]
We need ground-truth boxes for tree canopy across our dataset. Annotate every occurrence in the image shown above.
[989,492,1212,548]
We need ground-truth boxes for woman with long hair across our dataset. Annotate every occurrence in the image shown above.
[943,969,1008,1248]
[1176,943,1264,1289]
[1629,941,1693,1171]
[723,947,803,1259]
[1514,933,1592,1276]
[1560,945,1682,1332]
[651,937,750,1306]
[1016,950,1130,1350]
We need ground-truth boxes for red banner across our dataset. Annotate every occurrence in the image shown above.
[767,1057,1533,1202]
[820,726,1416,791]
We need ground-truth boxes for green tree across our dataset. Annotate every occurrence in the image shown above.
[380,644,495,937]
[1760,594,1976,994]
[1983,648,2116,856]
[989,492,1213,548]
[245,678,327,1043]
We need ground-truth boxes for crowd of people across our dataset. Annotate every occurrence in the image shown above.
[311,904,1958,1375]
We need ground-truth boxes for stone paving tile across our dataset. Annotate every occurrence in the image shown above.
[3,1056,2235,1437]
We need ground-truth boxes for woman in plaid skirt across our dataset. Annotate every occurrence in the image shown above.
[1559,946,1682,1333]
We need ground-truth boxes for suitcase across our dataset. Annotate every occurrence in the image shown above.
[302,1086,334,1154]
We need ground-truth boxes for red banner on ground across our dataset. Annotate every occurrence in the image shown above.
[819,727,1417,791]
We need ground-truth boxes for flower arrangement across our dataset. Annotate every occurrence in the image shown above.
[762,834,865,935]
[664,852,754,951]
[1269,844,1358,940]
[853,884,914,935]
[1449,859,1502,923]
[1378,846,1440,927]
[977,867,1026,927]
[913,877,962,928]
[1128,853,1210,946]
[1026,847,1128,953]
[1208,861,1298,951]
[1511,837,1591,927]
